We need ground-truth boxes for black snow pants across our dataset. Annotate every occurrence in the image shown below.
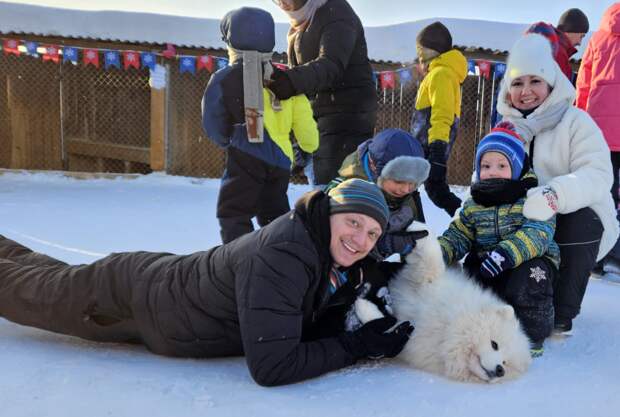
[312,111,376,186]
[217,147,291,244]
[553,207,603,322]
[0,235,169,348]
[465,254,557,343]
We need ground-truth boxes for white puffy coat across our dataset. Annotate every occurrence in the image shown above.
[497,66,619,261]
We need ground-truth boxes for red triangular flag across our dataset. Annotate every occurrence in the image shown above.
[379,71,395,90]
[42,45,60,64]
[197,55,214,72]
[83,49,100,68]
[272,62,288,71]
[162,43,176,59]
[3,39,20,56]
[123,51,140,70]
[476,60,491,80]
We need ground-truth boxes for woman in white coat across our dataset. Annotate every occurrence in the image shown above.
[496,34,619,334]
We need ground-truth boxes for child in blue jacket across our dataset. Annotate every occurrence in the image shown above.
[439,125,560,356]
[202,7,318,243]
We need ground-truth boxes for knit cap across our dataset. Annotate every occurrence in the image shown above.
[367,128,425,176]
[505,34,557,88]
[416,21,453,54]
[557,8,589,33]
[475,124,526,181]
[328,178,389,232]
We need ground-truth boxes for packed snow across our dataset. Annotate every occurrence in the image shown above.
[0,171,618,417]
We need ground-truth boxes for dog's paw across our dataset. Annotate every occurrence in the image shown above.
[354,298,384,324]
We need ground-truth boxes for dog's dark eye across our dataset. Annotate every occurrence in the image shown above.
[491,340,498,350]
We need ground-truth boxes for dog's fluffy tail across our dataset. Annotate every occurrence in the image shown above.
[401,222,445,285]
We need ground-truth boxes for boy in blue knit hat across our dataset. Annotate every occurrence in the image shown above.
[325,128,431,260]
[438,123,560,357]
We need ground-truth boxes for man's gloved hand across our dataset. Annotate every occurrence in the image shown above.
[338,316,414,360]
[376,229,430,257]
[523,186,559,221]
[266,67,296,100]
[479,248,513,279]
[427,140,449,182]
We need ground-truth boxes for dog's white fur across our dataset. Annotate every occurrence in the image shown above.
[356,222,532,383]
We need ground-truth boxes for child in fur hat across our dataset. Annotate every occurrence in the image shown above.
[438,123,559,357]
[325,128,430,260]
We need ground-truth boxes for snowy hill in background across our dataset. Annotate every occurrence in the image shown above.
[0,1,590,63]
[0,171,618,417]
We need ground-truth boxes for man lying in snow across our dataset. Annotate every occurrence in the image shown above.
[0,178,418,386]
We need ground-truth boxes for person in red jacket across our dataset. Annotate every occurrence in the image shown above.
[576,3,620,282]
[526,8,590,82]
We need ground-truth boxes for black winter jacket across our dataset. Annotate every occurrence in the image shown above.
[135,191,358,386]
[286,0,377,118]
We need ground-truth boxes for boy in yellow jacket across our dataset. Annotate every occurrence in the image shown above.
[410,22,468,216]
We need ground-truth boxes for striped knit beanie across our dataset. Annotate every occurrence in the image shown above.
[327,178,389,232]
[475,124,526,181]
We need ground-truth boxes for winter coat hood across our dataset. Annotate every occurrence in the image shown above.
[600,3,620,34]
[220,7,275,52]
[428,49,468,84]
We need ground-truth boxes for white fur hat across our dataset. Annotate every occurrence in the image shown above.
[505,34,557,87]
[378,156,430,185]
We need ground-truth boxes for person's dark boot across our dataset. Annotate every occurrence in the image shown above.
[553,317,573,336]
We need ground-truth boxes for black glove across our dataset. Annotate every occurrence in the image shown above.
[338,316,413,360]
[479,248,513,279]
[376,229,430,257]
[267,67,296,100]
[427,140,449,182]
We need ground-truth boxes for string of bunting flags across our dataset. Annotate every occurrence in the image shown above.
[2,38,508,85]
[0,38,233,74]
[372,59,507,90]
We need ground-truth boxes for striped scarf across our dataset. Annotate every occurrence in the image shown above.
[328,265,348,295]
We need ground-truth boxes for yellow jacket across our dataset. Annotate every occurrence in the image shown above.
[263,90,318,163]
[413,49,468,145]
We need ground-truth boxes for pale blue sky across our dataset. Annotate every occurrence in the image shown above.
[9,0,616,29]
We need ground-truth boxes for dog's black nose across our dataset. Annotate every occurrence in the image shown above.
[495,365,505,378]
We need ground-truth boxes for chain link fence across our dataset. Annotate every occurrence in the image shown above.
[1,45,502,186]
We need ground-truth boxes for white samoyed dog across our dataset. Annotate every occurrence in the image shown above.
[355,222,532,383]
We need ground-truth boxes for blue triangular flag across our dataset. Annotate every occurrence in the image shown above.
[397,68,412,86]
[372,71,378,87]
[216,57,228,70]
[63,47,78,64]
[494,62,506,78]
[467,60,476,75]
[141,52,156,70]
[25,41,38,57]
[104,50,120,69]
[180,56,196,75]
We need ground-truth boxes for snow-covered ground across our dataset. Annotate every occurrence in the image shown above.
[0,171,618,417]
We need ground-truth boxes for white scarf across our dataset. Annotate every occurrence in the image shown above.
[285,0,329,44]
